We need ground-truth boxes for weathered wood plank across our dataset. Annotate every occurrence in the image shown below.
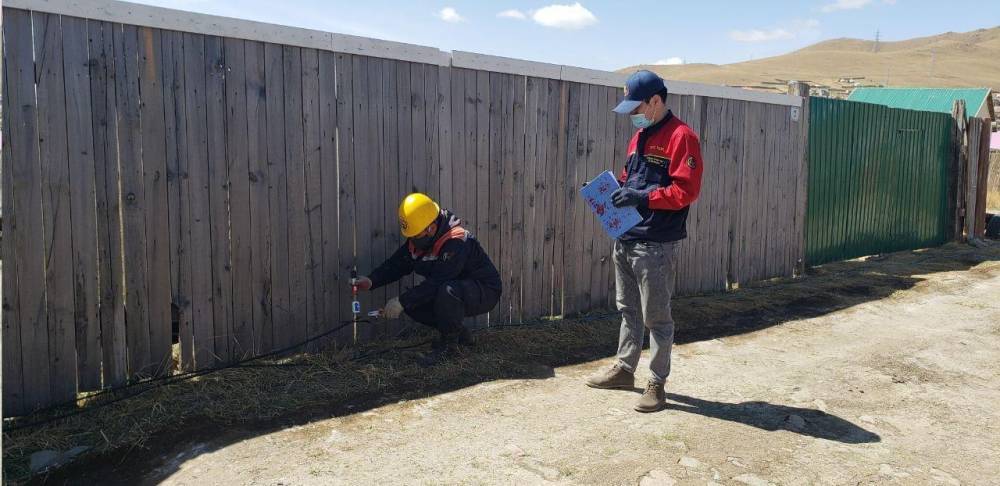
[438,66,453,212]
[335,53,358,342]
[206,35,233,363]
[264,42,290,352]
[447,68,465,220]
[182,32,216,368]
[584,84,603,311]
[510,75,526,323]
[318,50,340,345]
[424,65,441,206]
[498,73,515,324]
[349,54,374,340]
[35,11,78,401]
[6,8,52,409]
[114,23,153,377]
[89,19,127,386]
[487,72,503,324]
[598,87,613,306]
[469,69,490,328]
[224,37,255,359]
[393,60,413,320]
[722,99,745,289]
[551,80,570,316]
[521,76,540,320]
[138,26,173,375]
[2,43,27,413]
[301,47,324,349]
[359,58,384,339]
[410,62,428,197]
[379,58,400,337]
[245,40,272,354]
[283,45,308,348]
[161,29,194,370]
[61,16,102,390]
[562,82,582,316]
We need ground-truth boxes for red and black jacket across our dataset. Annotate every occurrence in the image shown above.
[618,110,704,242]
[368,210,502,310]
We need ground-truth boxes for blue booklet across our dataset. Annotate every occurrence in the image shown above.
[580,171,642,239]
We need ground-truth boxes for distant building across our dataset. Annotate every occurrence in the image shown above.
[846,87,995,122]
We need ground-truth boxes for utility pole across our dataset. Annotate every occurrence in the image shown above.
[873,29,880,53]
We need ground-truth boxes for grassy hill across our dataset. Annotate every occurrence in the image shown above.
[622,26,1000,97]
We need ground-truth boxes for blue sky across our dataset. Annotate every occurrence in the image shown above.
[135,0,999,70]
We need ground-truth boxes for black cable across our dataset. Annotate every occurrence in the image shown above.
[3,318,365,432]
[4,311,622,432]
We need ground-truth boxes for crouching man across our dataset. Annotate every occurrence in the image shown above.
[352,193,502,365]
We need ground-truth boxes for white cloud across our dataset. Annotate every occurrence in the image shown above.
[531,3,598,30]
[497,9,527,20]
[437,7,464,23]
[821,0,872,13]
[653,57,685,65]
[730,19,820,43]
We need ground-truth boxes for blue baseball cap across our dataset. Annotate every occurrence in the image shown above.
[613,70,667,114]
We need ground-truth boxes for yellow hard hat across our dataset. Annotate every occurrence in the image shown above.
[398,193,440,238]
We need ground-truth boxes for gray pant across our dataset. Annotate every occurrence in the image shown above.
[613,239,678,384]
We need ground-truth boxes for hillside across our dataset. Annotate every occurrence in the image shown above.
[622,27,1000,97]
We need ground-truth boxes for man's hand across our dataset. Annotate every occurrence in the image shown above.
[383,297,404,319]
[611,187,649,208]
[350,276,372,291]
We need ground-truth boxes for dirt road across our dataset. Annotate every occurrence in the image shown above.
[130,246,997,486]
[19,244,1000,485]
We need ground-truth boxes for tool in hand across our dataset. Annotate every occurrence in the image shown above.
[351,267,362,320]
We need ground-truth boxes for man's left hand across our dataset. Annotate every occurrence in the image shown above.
[611,188,649,208]
[383,297,404,319]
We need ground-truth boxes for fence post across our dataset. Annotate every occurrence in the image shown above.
[951,100,968,242]
[788,81,810,276]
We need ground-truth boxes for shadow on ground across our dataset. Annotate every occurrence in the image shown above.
[12,243,999,485]
[664,393,880,444]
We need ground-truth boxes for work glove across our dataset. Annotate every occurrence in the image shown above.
[383,297,404,319]
[611,187,649,208]
[350,276,372,291]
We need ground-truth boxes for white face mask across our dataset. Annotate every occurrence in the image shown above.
[630,101,659,129]
[630,112,654,129]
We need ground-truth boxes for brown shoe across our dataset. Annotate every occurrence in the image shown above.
[585,363,634,390]
[634,380,666,413]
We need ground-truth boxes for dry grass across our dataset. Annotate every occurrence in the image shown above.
[4,243,998,483]
[1,319,618,483]
[622,27,1000,94]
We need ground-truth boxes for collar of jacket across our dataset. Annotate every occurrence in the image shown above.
[637,110,674,154]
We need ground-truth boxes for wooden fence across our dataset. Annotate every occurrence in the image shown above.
[0,2,808,416]
[965,118,993,238]
[989,150,1000,211]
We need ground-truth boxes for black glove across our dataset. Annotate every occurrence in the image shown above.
[611,187,649,208]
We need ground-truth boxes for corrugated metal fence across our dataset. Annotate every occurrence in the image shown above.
[806,97,955,265]
[1,6,809,415]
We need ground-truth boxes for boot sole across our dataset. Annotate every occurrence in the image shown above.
[585,381,635,390]
[633,402,666,413]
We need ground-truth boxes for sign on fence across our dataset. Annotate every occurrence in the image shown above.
[580,171,641,239]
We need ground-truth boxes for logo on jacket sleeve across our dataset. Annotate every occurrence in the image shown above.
[686,156,696,169]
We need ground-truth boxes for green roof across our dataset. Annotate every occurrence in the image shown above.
[846,87,994,119]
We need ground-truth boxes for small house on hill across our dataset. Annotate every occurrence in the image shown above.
[847,87,995,122]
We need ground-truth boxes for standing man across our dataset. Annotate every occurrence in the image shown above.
[585,70,704,412]
[352,193,502,365]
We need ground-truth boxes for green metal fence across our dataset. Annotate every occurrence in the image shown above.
[806,97,955,265]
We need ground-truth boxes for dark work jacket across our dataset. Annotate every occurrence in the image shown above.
[618,111,704,243]
[368,210,502,310]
